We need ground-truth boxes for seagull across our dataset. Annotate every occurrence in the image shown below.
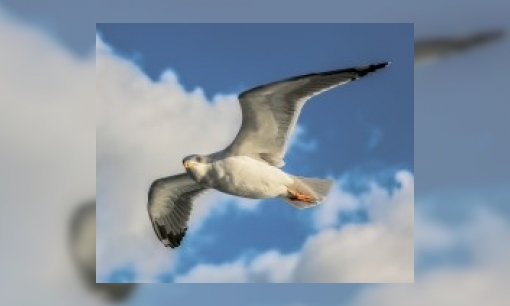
[148,62,390,248]
[69,200,137,302]
[414,29,505,65]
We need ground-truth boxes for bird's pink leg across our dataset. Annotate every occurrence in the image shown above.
[287,188,317,203]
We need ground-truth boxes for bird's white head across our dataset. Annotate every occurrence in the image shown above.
[182,154,209,181]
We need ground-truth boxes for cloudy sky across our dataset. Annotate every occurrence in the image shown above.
[1,0,509,305]
[96,23,414,283]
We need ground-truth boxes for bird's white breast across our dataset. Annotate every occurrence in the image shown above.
[204,156,293,199]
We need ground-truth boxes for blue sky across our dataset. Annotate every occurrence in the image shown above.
[96,23,414,283]
[97,23,414,176]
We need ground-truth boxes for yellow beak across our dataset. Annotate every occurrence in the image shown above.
[184,160,197,170]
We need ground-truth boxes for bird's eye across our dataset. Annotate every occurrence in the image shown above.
[196,156,204,163]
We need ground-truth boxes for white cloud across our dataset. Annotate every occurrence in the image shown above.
[292,171,414,283]
[351,206,510,306]
[353,267,507,306]
[96,33,243,281]
[0,9,101,306]
[175,170,414,283]
[312,182,361,230]
[175,250,299,283]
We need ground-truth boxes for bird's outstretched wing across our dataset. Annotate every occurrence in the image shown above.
[148,173,207,248]
[223,62,390,167]
[414,29,505,64]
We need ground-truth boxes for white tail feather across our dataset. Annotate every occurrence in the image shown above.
[281,175,334,209]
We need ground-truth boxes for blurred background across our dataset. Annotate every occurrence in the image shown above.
[0,0,509,305]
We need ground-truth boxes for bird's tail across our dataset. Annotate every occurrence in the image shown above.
[281,175,334,209]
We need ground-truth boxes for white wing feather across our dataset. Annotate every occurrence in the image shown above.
[148,173,207,248]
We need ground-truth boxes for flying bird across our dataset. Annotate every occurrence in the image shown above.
[414,29,505,64]
[148,62,390,248]
[69,200,137,302]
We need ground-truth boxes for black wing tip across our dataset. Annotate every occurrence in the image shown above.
[283,61,392,83]
[239,61,391,98]
[159,226,188,248]
[346,61,391,80]
[363,61,391,72]
[319,61,391,77]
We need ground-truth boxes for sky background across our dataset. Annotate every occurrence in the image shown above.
[96,23,414,283]
[96,24,414,177]
[0,0,509,305]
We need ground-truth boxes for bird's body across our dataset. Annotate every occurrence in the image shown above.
[191,155,293,199]
[147,62,391,248]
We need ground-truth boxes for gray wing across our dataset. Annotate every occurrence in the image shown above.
[148,173,207,248]
[415,29,505,64]
[224,62,390,167]
[69,200,136,302]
